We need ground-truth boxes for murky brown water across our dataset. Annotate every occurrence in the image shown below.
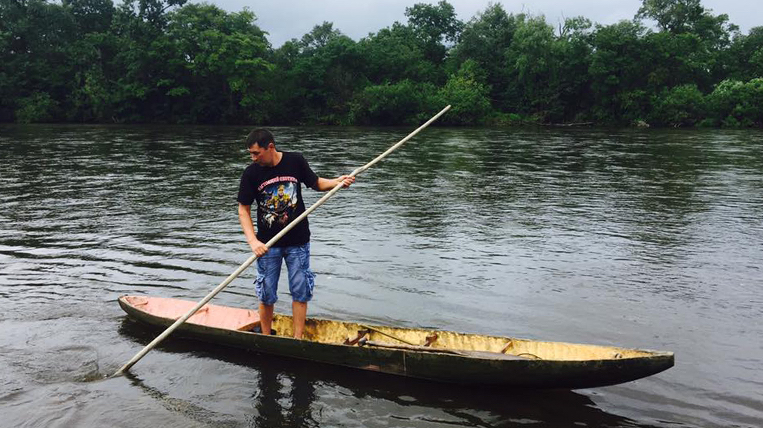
[1,125,761,427]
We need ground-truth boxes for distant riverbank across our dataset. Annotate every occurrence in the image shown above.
[2,0,762,128]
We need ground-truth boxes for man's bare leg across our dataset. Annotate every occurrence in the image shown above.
[292,301,307,339]
[259,303,274,335]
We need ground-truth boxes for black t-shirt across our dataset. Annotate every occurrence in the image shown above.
[237,151,319,247]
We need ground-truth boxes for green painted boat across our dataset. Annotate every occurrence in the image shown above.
[118,295,674,389]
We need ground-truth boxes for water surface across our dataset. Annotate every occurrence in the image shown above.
[0,125,761,427]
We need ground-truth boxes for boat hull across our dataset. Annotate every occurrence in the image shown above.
[118,296,674,389]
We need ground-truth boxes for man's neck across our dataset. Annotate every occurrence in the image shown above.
[272,151,283,167]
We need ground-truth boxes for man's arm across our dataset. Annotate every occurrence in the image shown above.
[314,175,355,191]
[238,203,268,256]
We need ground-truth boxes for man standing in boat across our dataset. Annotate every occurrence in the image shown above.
[237,129,354,339]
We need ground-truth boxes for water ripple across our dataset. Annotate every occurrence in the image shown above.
[0,125,762,427]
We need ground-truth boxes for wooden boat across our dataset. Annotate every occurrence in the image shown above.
[118,295,674,389]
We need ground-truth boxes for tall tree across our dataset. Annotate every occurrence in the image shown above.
[405,0,462,45]
[108,0,187,121]
[404,0,463,76]
[723,27,763,81]
[554,17,595,121]
[0,0,80,122]
[450,3,518,111]
[589,20,653,123]
[270,22,363,124]
[504,14,557,118]
[163,4,271,123]
[357,23,435,84]
[637,0,707,34]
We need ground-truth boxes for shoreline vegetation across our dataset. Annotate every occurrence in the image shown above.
[1,0,761,127]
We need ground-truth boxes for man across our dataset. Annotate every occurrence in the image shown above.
[237,129,354,339]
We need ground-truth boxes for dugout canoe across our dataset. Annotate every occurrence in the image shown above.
[118,295,674,389]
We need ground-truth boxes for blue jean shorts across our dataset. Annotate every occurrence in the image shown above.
[254,243,315,305]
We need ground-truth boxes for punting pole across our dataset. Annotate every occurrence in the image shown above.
[112,105,451,377]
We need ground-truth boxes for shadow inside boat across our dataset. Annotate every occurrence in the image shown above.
[118,317,658,428]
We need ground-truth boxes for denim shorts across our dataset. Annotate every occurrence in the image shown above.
[254,243,315,305]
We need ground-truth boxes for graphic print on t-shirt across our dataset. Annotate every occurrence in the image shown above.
[258,177,299,228]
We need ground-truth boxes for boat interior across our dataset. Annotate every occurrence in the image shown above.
[123,295,666,362]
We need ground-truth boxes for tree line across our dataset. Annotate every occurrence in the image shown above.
[1,0,761,127]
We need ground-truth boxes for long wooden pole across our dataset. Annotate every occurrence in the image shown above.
[113,105,451,376]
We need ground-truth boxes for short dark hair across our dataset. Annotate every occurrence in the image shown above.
[245,129,275,149]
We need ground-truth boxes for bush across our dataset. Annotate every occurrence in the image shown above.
[650,84,706,127]
[349,80,440,125]
[436,60,493,125]
[707,79,763,127]
[15,92,59,123]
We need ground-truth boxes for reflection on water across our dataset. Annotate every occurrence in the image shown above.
[1,124,762,427]
[251,363,317,428]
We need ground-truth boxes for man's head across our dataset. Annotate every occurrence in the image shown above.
[246,129,279,166]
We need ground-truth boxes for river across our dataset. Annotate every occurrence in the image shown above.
[0,124,761,427]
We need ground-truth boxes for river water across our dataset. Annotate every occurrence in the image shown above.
[0,124,761,427]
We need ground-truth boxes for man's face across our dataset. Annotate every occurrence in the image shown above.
[248,142,275,166]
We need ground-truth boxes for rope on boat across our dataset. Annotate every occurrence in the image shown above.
[359,324,417,346]
[517,353,542,360]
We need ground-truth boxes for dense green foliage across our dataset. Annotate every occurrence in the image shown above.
[1,0,761,126]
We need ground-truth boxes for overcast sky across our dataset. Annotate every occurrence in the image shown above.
[201,0,761,47]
